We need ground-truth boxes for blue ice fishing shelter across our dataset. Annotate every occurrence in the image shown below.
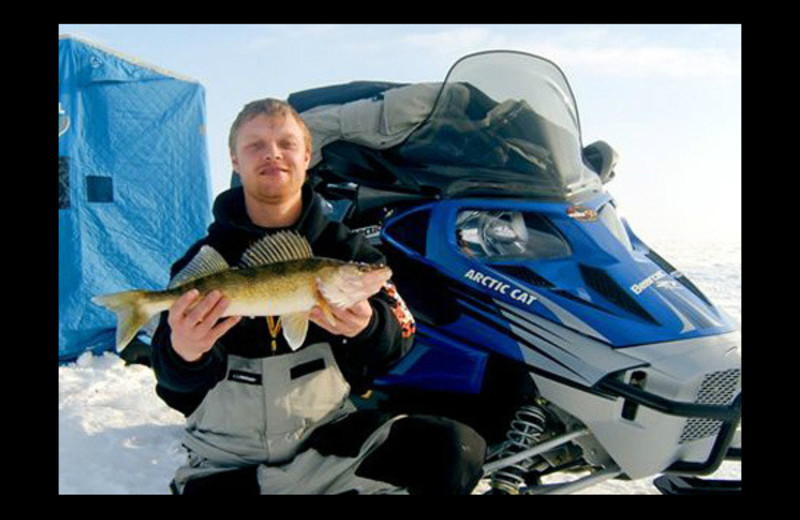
[59,35,212,363]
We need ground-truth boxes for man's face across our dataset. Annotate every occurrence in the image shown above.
[231,114,311,204]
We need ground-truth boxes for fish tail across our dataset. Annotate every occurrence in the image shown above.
[92,290,159,353]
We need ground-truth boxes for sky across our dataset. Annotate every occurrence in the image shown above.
[57,24,741,243]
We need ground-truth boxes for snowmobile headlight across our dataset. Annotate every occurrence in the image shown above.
[456,210,572,260]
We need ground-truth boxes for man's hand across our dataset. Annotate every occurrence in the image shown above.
[168,289,241,362]
[309,299,373,338]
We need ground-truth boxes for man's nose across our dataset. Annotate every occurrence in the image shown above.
[262,143,282,160]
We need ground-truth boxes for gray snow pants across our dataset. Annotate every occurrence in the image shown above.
[171,342,486,494]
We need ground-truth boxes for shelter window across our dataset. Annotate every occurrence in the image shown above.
[86,176,113,203]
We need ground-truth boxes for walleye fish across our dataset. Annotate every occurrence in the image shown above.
[92,231,392,353]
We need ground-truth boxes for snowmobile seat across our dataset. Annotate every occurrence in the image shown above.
[288,81,408,113]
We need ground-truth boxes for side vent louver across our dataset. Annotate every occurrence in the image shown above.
[645,249,712,306]
[579,265,659,325]
[492,265,555,288]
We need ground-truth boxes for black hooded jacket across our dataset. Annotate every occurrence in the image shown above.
[151,184,414,416]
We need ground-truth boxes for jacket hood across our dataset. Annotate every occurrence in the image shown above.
[208,183,330,243]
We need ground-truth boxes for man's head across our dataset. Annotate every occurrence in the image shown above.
[229,98,312,209]
[228,98,312,157]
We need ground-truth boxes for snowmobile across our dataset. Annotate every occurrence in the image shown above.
[255,50,741,494]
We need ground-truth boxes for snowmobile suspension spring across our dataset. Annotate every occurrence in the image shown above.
[507,405,547,450]
[490,404,548,494]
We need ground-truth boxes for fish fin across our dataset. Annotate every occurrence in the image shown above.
[168,245,230,289]
[317,276,358,309]
[315,291,337,326]
[239,231,313,268]
[91,290,154,353]
[281,312,309,351]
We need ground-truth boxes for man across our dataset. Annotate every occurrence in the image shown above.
[151,98,486,495]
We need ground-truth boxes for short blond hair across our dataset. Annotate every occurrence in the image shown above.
[228,98,312,154]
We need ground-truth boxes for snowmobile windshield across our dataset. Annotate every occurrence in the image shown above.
[397,51,602,200]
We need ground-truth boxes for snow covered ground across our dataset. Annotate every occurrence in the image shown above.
[58,235,741,494]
